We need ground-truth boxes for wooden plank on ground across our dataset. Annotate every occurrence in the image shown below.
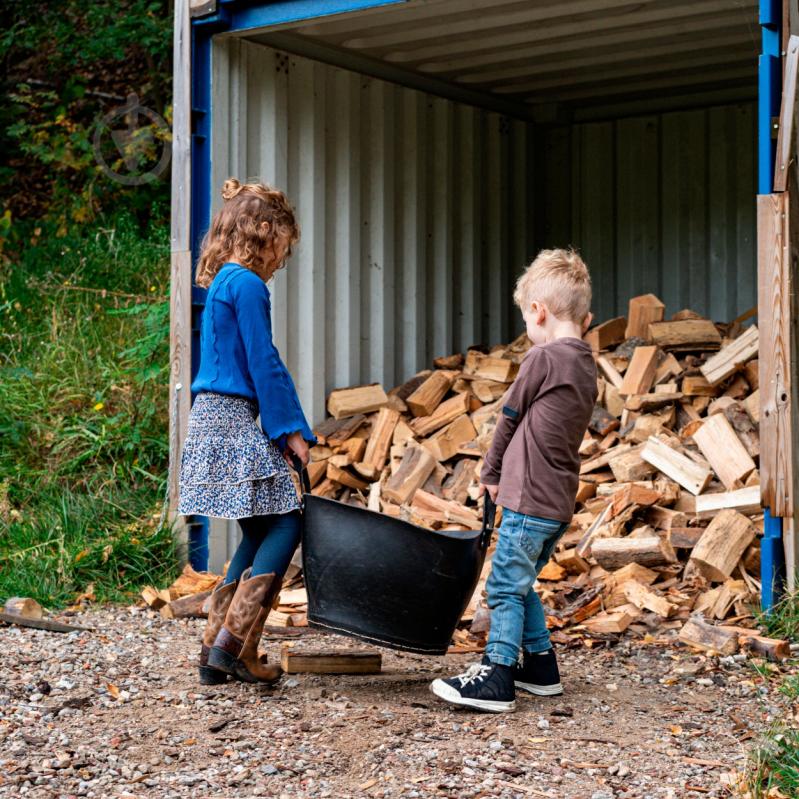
[281,647,382,674]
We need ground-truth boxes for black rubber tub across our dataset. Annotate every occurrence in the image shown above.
[298,470,495,655]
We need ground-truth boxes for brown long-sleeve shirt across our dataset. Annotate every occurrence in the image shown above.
[481,338,597,522]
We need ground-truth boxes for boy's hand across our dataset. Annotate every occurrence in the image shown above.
[479,482,499,503]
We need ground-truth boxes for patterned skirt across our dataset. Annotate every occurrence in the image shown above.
[177,392,300,519]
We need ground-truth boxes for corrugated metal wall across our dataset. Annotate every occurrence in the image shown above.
[536,102,757,323]
[207,38,533,571]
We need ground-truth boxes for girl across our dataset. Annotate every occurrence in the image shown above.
[178,178,314,686]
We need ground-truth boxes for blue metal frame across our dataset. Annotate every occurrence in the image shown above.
[758,0,787,610]
[186,0,405,569]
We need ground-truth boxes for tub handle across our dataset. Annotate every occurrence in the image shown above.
[481,494,496,549]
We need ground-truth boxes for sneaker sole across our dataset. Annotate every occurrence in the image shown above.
[514,680,563,696]
[430,679,515,713]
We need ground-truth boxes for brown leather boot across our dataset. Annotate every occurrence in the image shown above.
[207,568,283,684]
[198,579,238,685]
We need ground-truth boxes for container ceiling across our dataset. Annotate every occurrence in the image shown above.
[245,0,759,120]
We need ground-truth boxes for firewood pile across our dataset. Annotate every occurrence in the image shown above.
[143,293,788,659]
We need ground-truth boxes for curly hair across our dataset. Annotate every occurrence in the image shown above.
[194,178,300,289]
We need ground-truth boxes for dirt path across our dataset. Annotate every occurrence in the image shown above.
[0,606,778,798]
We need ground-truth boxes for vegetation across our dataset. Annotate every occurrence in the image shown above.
[742,591,799,799]
[0,0,178,606]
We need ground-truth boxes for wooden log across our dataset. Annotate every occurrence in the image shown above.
[326,461,370,490]
[3,597,43,620]
[626,294,664,340]
[738,633,791,661]
[589,405,620,436]
[655,352,683,384]
[743,388,761,423]
[584,316,627,352]
[281,647,382,674]
[744,359,759,391]
[306,460,327,488]
[692,414,756,491]
[166,589,213,619]
[423,414,477,462]
[327,385,388,420]
[319,414,368,446]
[582,609,634,634]
[679,617,740,655]
[608,483,662,518]
[690,509,757,582]
[700,325,759,385]
[627,408,675,444]
[312,478,340,498]
[619,346,658,397]
[554,547,590,574]
[608,445,656,482]
[359,407,400,474]
[141,587,170,610]
[624,392,683,412]
[472,379,507,403]
[383,446,436,505]
[463,351,519,382]
[682,375,717,396]
[597,355,624,389]
[604,383,625,417]
[442,459,476,504]
[591,536,677,570]
[670,526,705,549]
[623,581,675,618]
[641,436,713,495]
[433,353,464,369]
[693,485,761,518]
[410,392,470,437]
[649,320,722,349]
[406,371,454,417]
[0,613,89,633]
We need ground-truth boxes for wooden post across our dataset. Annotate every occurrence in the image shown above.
[169,0,193,545]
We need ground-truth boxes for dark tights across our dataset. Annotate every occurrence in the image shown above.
[223,511,301,584]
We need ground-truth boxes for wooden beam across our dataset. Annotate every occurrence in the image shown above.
[758,193,796,516]
[774,35,799,192]
[168,0,192,536]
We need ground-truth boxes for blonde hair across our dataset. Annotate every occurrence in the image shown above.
[195,178,300,289]
[513,248,592,323]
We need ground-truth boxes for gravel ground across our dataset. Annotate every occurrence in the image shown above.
[0,606,785,799]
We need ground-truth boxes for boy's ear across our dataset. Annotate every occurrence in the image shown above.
[581,312,594,335]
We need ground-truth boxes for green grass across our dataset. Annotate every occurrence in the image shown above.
[0,212,180,607]
[743,591,799,798]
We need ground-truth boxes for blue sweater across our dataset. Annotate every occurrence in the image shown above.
[191,262,315,445]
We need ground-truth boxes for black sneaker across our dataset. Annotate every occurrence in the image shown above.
[430,658,516,713]
[513,649,563,696]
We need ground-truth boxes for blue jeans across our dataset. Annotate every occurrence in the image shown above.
[485,508,568,667]
[224,511,301,584]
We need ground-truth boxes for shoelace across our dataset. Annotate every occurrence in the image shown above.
[456,663,491,687]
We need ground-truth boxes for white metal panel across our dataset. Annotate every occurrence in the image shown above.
[207,39,531,570]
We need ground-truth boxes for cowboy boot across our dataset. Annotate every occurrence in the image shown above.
[198,579,238,685]
[207,568,283,684]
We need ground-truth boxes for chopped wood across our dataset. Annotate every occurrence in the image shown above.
[690,509,756,582]
[608,445,656,482]
[584,316,627,352]
[166,589,213,619]
[582,609,634,634]
[306,460,327,488]
[325,414,368,446]
[589,405,620,436]
[623,580,676,617]
[326,461,370,490]
[327,385,388,420]
[358,407,400,474]
[641,436,713,495]
[738,633,791,661]
[3,597,44,620]
[649,320,722,349]
[0,612,89,633]
[700,325,759,385]
[679,617,740,655]
[442,459,476,504]
[433,353,464,369]
[383,445,436,505]
[141,587,171,609]
[597,355,624,389]
[655,352,682,384]
[591,536,677,570]
[410,392,470,437]
[625,392,683,413]
[281,647,382,674]
[406,371,454,417]
[693,485,761,518]
[619,346,659,397]
[472,379,507,403]
[626,294,665,340]
[463,351,519,382]
[692,414,756,491]
[554,547,590,574]
[423,414,477,462]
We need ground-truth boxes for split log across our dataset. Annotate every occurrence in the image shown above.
[743,388,760,423]
[693,485,761,518]
[584,316,627,352]
[406,371,454,417]
[624,392,683,412]
[463,351,518,382]
[649,320,722,349]
[3,597,43,620]
[608,445,656,482]
[701,325,759,385]
[281,647,382,674]
[326,462,370,490]
[597,355,624,389]
[591,536,676,570]
[626,294,664,340]
[327,385,388,420]
[679,617,740,655]
[442,459,476,504]
[582,610,634,634]
[358,407,400,474]
[619,346,659,397]
[623,581,675,618]
[682,375,718,396]
[383,446,436,505]
[410,392,470,437]
[166,589,213,619]
[423,414,476,462]
[589,405,620,436]
[641,436,713,495]
[689,509,756,582]
[692,414,756,490]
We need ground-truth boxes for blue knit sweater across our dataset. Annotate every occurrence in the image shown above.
[191,262,315,445]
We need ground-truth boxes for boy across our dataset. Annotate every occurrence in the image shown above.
[431,248,597,713]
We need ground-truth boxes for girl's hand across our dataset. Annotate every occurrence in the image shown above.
[479,482,499,503]
[285,430,310,467]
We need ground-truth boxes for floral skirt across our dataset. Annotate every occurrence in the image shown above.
[177,392,300,519]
